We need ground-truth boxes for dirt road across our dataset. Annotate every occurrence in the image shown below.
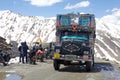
[0,58,120,80]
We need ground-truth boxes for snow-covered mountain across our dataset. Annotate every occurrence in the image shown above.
[0,10,56,45]
[0,10,120,63]
[95,18,120,63]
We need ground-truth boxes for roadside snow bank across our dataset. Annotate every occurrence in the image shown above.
[8,57,19,64]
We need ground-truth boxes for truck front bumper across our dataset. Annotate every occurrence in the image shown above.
[53,54,93,62]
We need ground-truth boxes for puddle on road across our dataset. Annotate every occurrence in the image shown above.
[5,74,22,80]
[101,67,120,80]
[0,72,22,80]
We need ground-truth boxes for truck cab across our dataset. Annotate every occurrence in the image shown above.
[53,13,96,72]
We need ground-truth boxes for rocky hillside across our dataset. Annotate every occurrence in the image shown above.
[0,36,12,53]
[0,10,120,63]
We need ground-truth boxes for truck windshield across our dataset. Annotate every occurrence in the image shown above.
[57,15,71,26]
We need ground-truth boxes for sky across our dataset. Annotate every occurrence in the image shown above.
[0,0,120,18]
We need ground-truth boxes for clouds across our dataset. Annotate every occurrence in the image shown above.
[106,8,120,17]
[64,1,90,10]
[100,8,120,25]
[25,0,63,7]
[111,8,120,17]
[24,0,90,10]
[101,8,120,24]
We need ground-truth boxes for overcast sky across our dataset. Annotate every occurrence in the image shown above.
[0,0,120,18]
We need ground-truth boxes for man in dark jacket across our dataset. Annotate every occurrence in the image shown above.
[21,42,29,64]
[29,42,40,64]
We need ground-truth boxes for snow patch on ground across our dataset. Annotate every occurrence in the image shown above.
[8,57,19,64]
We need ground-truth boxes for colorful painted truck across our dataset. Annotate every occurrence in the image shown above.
[53,13,96,71]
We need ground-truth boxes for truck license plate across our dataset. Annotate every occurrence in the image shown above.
[65,55,76,60]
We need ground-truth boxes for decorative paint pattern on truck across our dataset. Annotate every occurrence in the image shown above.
[56,14,96,32]
[53,13,96,72]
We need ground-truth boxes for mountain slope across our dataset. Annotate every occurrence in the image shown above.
[0,10,56,45]
[95,19,120,63]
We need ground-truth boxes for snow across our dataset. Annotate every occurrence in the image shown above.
[96,18,120,38]
[112,40,120,48]
[0,11,56,44]
[94,45,102,59]
[95,44,114,61]
[95,43,120,64]
[8,57,19,64]
[98,36,118,57]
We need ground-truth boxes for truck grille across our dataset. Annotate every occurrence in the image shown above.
[63,43,80,52]
[61,41,82,55]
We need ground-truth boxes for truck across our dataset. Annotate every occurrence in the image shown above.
[53,13,96,72]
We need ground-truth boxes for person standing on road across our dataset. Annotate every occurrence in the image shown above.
[21,42,29,64]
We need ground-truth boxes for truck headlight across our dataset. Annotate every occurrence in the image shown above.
[83,51,89,55]
[61,55,65,58]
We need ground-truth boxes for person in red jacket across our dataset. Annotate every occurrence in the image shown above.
[36,46,44,62]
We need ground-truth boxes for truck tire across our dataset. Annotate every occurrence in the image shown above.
[53,60,60,70]
[93,55,95,67]
[92,51,95,67]
[86,61,92,72]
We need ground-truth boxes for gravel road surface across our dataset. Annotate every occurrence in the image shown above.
[0,58,120,80]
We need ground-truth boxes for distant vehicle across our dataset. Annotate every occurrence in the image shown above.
[42,42,55,59]
[53,13,96,71]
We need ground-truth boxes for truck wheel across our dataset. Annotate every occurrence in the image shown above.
[86,61,92,72]
[53,60,60,70]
